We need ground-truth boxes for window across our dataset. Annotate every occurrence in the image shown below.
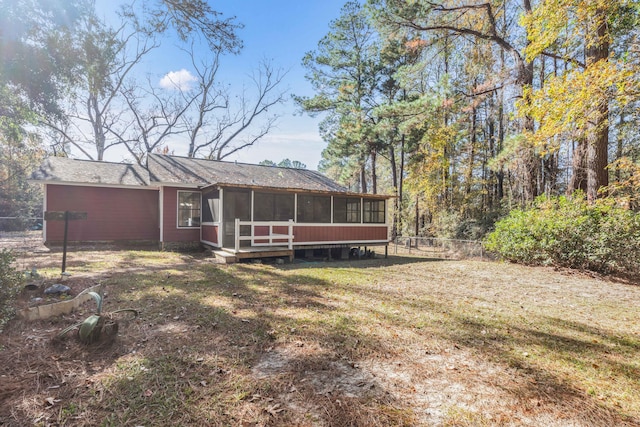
[177,191,201,227]
[333,197,361,223]
[202,189,219,223]
[254,192,295,221]
[363,199,385,224]
[297,195,331,223]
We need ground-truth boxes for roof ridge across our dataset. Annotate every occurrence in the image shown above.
[149,153,318,173]
[50,156,138,167]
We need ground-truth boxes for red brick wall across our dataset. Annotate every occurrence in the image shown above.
[45,184,159,243]
[162,187,201,243]
[293,225,388,243]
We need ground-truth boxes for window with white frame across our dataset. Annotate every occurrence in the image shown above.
[177,191,201,227]
[333,197,361,223]
[363,199,385,224]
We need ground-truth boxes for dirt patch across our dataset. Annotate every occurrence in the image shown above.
[253,343,379,398]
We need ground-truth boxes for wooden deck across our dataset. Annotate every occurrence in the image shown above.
[212,246,293,264]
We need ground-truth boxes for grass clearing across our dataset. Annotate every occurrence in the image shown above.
[1,246,639,426]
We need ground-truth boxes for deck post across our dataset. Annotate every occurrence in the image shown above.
[288,219,294,250]
[234,218,240,252]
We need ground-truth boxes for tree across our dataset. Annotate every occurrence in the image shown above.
[43,0,243,162]
[0,0,88,137]
[259,159,307,169]
[0,1,88,228]
[296,1,382,193]
[520,0,639,201]
[0,132,45,229]
[373,0,541,202]
[181,55,287,160]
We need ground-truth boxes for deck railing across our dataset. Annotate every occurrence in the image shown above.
[234,219,294,252]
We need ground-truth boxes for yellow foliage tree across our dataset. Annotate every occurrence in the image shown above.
[519,0,639,201]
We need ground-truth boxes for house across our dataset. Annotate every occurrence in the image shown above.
[30,154,391,261]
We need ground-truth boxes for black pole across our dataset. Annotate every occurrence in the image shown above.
[62,211,69,273]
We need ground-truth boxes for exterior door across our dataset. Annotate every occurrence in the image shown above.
[222,189,251,248]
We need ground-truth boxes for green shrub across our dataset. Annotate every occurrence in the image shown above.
[485,195,640,274]
[0,249,23,331]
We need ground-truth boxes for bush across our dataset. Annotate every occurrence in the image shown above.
[0,249,23,331]
[485,195,640,275]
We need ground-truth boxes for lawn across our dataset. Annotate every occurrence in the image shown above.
[1,247,639,426]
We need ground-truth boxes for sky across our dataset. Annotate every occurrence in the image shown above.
[96,0,349,170]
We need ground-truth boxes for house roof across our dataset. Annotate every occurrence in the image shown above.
[147,154,350,193]
[30,157,150,187]
[31,154,389,198]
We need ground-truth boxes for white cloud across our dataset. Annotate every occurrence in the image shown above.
[159,69,197,91]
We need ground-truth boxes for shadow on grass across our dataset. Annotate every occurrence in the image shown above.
[13,258,415,426]
[430,311,640,425]
[281,266,640,426]
[278,254,449,271]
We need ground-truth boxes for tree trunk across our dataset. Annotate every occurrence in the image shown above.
[399,134,405,234]
[585,7,609,202]
[360,162,367,194]
[370,148,377,195]
[615,112,625,183]
[90,94,106,161]
[466,106,477,196]
[570,139,588,193]
[519,0,539,202]
[389,141,398,239]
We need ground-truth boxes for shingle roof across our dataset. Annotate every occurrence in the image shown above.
[30,154,360,195]
[30,157,150,186]
[146,154,349,193]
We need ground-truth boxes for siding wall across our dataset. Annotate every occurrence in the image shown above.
[162,187,201,242]
[45,184,159,243]
[201,224,219,245]
[293,225,388,243]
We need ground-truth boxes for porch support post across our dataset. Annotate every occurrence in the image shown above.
[235,218,240,252]
[288,219,294,250]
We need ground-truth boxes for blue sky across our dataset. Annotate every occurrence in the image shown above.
[97,0,349,169]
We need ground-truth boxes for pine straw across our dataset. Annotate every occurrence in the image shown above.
[1,247,639,426]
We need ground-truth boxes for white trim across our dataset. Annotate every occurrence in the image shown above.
[176,190,202,229]
[42,184,47,243]
[293,240,389,246]
[293,222,387,227]
[251,190,254,222]
[201,221,220,226]
[159,186,164,243]
[218,188,224,246]
[152,181,201,189]
[235,219,295,250]
[200,239,220,248]
[30,180,158,190]
[294,193,298,222]
[330,195,334,224]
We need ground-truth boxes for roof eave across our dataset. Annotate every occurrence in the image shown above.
[28,179,156,189]
[203,182,393,198]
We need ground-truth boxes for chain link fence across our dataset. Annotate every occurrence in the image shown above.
[0,217,42,232]
[392,236,486,260]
